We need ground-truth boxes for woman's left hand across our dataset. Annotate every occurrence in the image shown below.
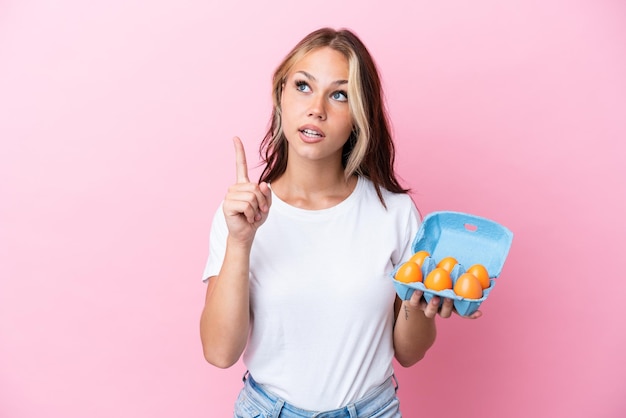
[408,290,482,320]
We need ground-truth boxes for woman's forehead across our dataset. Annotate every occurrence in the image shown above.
[288,47,350,81]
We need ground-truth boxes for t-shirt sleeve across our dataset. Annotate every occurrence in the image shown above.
[394,197,421,267]
[202,202,227,283]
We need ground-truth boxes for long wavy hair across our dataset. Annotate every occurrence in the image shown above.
[258,27,409,206]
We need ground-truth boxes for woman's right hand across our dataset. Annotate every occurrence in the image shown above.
[222,137,272,245]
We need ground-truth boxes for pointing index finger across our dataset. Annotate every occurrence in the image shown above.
[233,136,250,184]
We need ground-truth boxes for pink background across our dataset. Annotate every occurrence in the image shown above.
[1,1,625,417]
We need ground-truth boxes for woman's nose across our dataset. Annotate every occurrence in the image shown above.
[307,95,327,120]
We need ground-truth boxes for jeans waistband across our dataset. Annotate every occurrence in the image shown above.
[243,372,398,417]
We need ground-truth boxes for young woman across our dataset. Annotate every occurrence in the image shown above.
[200,27,480,417]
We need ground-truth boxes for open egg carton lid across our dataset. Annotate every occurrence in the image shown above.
[412,211,513,278]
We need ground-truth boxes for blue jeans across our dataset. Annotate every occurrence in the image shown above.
[234,372,401,417]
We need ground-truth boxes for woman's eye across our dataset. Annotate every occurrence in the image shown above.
[332,91,348,101]
[295,81,310,92]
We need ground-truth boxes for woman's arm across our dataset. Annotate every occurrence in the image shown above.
[200,238,253,368]
[392,292,440,367]
[199,137,271,368]
[393,291,482,367]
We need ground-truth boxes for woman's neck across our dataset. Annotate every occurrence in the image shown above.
[271,161,358,210]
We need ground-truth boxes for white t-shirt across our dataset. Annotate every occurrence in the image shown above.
[203,176,419,410]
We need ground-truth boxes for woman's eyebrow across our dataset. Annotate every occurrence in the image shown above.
[296,70,348,86]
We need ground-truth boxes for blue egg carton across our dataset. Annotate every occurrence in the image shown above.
[392,211,513,316]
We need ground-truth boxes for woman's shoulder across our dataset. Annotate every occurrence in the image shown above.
[358,177,416,210]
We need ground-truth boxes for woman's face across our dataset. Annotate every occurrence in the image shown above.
[280,47,354,169]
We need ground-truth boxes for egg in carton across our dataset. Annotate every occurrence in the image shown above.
[392,211,513,316]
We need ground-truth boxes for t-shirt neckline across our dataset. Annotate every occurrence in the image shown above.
[269,176,364,218]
